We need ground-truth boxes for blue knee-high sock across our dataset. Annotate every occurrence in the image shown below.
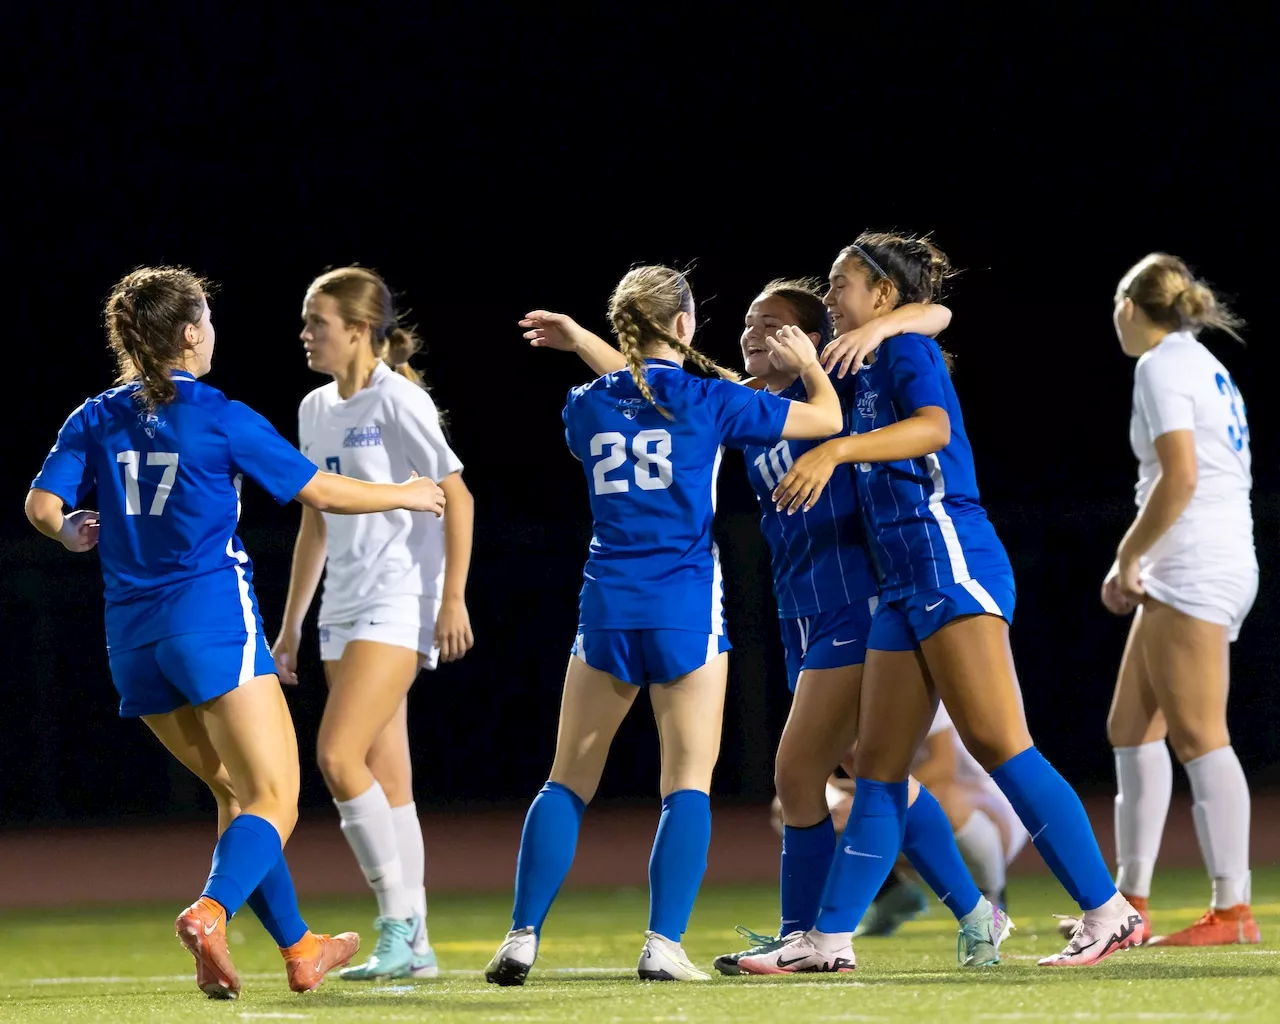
[512,781,586,936]
[245,850,309,948]
[902,786,983,920]
[648,789,712,942]
[202,814,282,918]
[780,816,836,934]
[991,746,1117,912]
[814,779,908,934]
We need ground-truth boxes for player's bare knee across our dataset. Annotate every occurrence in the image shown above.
[1167,723,1230,765]
[774,756,829,823]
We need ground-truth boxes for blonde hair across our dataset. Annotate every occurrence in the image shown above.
[306,266,426,384]
[1119,253,1244,342]
[105,266,209,412]
[607,265,738,420]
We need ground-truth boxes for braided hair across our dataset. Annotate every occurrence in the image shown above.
[607,266,738,419]
[105,266,209,412]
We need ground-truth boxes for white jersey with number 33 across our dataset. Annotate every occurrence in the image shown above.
[299,362,462,623]
[1130,330,1254,565]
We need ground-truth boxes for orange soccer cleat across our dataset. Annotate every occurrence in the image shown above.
[1149,904,1260,947]
[175,896,241,999]
[282,929,362,992]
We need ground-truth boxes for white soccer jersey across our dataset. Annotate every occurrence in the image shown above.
[1130,331,1254,563]
[299,362,463,623]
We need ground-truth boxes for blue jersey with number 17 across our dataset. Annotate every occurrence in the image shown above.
[743,372,878,618]
[31,372,319,653]
[852,334,1011,601]
[563,359,792,634]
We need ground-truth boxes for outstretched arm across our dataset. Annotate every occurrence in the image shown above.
[295,471,446,516]
[522,310,626,376]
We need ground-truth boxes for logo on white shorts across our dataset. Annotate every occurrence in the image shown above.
[925,599,944,612]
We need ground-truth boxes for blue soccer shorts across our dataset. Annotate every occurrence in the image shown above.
[778,596,877,693]
[571,629,732,686]
[109,630,276,717]
[868,573,1016,652]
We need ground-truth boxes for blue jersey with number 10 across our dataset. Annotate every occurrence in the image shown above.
[32,372,319,653]
[743,373,878,618]
[563,359,791,634]
[852,334,1011,600]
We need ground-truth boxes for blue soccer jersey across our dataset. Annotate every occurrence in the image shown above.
[32,371,319,652]
[743,373,878,618]
[564,359,791,633]
[851,334,1011,600]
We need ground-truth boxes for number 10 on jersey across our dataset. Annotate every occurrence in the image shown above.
[590,430,673,494]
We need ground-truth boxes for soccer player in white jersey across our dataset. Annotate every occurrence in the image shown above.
[484,266,844,985]
[272,267,475,980]
[1056,254,1258,946]
[26,267,446,999]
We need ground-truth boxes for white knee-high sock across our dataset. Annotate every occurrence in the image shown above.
[1113,741,1173,899]
[1184,746,1252,908]
[954,809,1006,898]
[391,801,428,937]
[334,781,412,920]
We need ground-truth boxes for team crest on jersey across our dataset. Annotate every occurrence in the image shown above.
[343,426,383,448]
[616,398,649,420]
[138,410,166,438]
[856,389,879,420]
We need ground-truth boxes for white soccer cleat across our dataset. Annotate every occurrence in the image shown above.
[484,926,538,986]
[637,931,711,981]
[1039,893,1145,966]
[737,929,855,974]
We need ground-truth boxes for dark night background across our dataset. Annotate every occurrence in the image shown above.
[4,5,1277,827]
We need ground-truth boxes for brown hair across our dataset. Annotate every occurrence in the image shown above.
[1119,253,1244,342]
[758,277,833,350]
[607,265,739,420]
[306,266,427,385]
[839,231,958,373]
[105,266,209,412]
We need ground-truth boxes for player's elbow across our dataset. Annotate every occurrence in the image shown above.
[816,404,844,437]
[24,489,61,532]
[916,407,951,452]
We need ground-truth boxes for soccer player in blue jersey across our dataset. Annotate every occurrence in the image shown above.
[25,267,447,999]
[532,278,1011,970]
[484,265,844,985]
[741,234,1146,974]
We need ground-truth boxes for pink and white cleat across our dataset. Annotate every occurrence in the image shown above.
[1039,893,1146,966]
[737,930,856,975]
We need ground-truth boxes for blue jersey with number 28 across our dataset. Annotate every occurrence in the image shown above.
[31,371,319,652]
[563,359,791,634]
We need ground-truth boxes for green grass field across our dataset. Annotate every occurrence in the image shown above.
[2,868,1277,1022]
